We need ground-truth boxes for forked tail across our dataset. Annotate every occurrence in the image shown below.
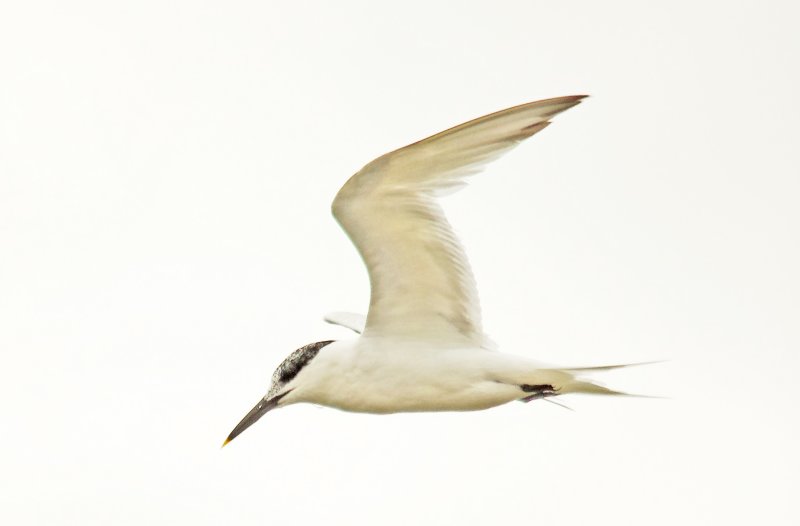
[520,361,659,400]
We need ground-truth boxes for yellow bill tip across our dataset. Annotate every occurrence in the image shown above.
[221,437,232,448]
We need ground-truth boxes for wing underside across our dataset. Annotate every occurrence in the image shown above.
[332,96,586,345]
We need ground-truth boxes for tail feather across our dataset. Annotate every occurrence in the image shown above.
[560,360,665,373]
[533,361,661,398]
[559,379,630,396]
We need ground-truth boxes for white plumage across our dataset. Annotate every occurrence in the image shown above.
[332,97,582,346]
[224,96,638,446]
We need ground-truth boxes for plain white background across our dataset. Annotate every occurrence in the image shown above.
[2,1,798,524]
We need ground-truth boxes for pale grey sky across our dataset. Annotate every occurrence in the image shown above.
[1,1,798,525]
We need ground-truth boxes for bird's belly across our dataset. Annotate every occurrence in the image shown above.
[299,344,532,414]
[317,374,521,414]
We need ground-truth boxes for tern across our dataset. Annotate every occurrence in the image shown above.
[224,95,640,446]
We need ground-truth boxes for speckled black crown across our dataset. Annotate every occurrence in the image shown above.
[272,340,335,386]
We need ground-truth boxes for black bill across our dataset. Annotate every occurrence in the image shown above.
[223,391,290,446]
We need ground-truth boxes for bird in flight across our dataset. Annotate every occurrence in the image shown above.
[224,95,639,446]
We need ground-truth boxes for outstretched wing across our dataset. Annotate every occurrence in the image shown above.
[332,96,586,345]
[323,311,366,334]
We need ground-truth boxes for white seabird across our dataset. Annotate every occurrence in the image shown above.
[224,95,639,446]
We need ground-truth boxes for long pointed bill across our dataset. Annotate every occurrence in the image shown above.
[223,391,290,447]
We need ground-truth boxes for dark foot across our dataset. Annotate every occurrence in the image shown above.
[519,384,559,403]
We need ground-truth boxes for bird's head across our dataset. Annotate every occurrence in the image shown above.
[223,340,335,446]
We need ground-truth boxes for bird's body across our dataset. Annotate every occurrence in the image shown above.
[283,338,548,413]
[224,95,639,445]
